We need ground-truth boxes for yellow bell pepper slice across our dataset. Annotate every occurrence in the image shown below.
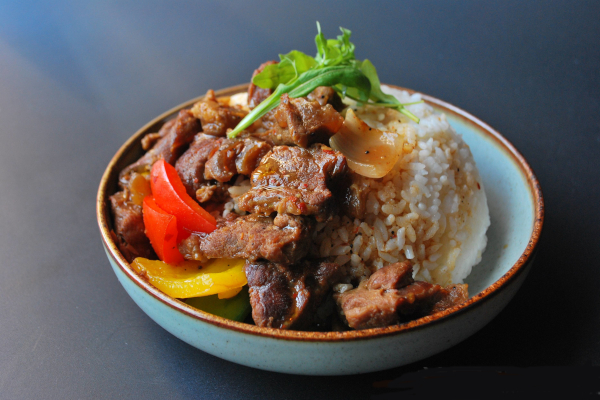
[218,286,243,299]
[131,257,247,298]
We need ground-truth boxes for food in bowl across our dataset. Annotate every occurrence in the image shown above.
[108,24,489,331]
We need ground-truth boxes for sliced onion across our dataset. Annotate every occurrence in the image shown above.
[329,109,403,178]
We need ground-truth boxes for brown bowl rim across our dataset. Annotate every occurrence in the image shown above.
[97,84,544,342]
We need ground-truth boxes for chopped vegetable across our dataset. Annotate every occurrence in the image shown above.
[184,286,251,322]
[131,257,247,298]
[128,173,151,206]
[142,197,184,264]
[228,22,419,138]
[150,159,217,234]
[329,109,404,178]
[218,286,243,299]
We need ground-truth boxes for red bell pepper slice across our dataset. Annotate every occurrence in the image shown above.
[142,196,185,265]
[150,159,217,234]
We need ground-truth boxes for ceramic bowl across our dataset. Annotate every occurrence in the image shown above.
[97,84,544,375]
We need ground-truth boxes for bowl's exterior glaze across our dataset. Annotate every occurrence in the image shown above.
[97,85,543,375]
[106,245,535,375]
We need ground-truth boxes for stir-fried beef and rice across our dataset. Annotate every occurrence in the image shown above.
[110,62,489,331]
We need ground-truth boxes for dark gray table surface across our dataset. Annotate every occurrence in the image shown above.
[1,1,599,398]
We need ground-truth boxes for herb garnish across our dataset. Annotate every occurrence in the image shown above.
[227,23,419,139]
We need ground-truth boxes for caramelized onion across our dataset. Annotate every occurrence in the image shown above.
[329,109,403,178]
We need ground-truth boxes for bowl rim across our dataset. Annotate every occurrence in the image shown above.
[97,84,544,342]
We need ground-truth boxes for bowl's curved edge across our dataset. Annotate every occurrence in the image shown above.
[97,84,544,343]
[107,244,536,375]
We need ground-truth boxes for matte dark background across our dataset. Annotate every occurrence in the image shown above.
[1,1,599,398]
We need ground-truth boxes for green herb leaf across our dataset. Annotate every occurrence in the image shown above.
[229,65,371,138]
[288,66,370,99]
[228,22,419,138]
[280,50,317,76]
[252,60,297,89]
[315,23,355,67]
[252,51,318,90]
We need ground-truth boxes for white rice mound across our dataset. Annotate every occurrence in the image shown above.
[225,87,490,287]
[310,87,490,286]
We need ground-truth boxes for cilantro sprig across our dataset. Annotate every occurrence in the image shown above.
[227,23,419,139]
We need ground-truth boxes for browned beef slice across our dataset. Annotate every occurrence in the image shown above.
[203,139,243,182]
[366,261,414,290]
[307,86,345,112]
[191,90,247,137]
[237,144,347,221]
[431,284,469,313]
[175,134,224,197]
[339,171,371,219]
[119,109,200,188]
[245,259,344,329]
[109,191,155,262]
[195,182,231,204]
[178,213,312,264]
[235,138,271,175]
[252,93,344,147]
[177,214,239,262]
[335,262,447,330]
[204,137,271,183]
[247,60,278,109]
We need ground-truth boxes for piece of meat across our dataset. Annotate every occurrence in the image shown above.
[175,134,224,198]
[176,134,269,201]
[307,86,345,112]
[140,132,162,150]
[365,260,414,290]
[245,259,344,329]
[247,60,278,109]
[203,137,272,183]
[177,213,313,264]
[211,137,270,182]
[109,191,155,262]
[119,109,200,188]
[237,144,347,221]
[204,139,244,182]
[339,171,371,219]
[337,282,445,330]
[431,284,469,313]
[191,89,247,137]
[195,182,231,204]
[252,94,344,147]
[335,262,448,330]
[176,213,239,263]
[235,138,271,175]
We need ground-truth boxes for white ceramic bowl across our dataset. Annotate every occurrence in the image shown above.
[97,84,544,375]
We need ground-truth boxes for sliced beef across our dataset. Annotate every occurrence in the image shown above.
[176,134,270,203]
[175,134,224,198]
[178,213,313,264]
[191,89,247,137]
[307,86,345,112]
[431,284,469,313]
[109,191,155,262]
[245,259,344,329]
[365,261,414,290]
[204,137,272,183]
[176,213,238,263]
[235,138,271,175]
[252,93,344,147]
[335,261,456,330]
[237,144,347,221]
[339,171,371,219]
[204,139,244,182]
[119,109,200,188]
[247,60,278,109]
[195,182,231,204]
